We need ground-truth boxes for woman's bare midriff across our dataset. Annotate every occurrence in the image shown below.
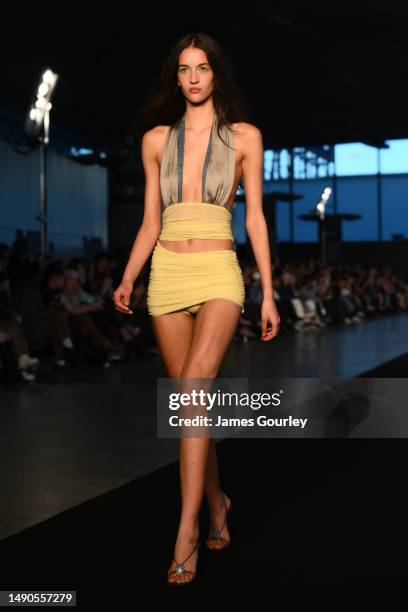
[158,238,234,252]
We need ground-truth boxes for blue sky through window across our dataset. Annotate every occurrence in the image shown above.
[264,139,408,178]
[380,139,408,174]
[334,143,378,175]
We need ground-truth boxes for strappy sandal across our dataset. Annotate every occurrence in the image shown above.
[206,493,231,551]
[167,538,200,586]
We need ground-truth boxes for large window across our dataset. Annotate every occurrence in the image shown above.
[232,200,247,244]
[274,180,291,242]
[336,177,378,241]
[264,148,333,181]
[334,138,408,176]
[380,139,408,174]
[334,143,378,176]
[381,175,408,240]
[294,180,334,243]
[254,144,408,243]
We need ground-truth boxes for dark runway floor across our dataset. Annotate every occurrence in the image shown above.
[0,313,407,610]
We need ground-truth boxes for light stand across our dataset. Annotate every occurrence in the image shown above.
[315,187,332,265]
[24,69,59,255]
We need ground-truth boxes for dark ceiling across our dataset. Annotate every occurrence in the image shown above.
[2,1,408,153]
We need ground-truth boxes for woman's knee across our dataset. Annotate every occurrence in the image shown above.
[181,352,219,379]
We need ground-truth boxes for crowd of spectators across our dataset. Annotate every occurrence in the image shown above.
[238,255,408,339]
[1,240,407,383]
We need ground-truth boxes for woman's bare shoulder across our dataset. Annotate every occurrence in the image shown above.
[231,122,263,159]
[231,121,262,140]
[141,125,171,162]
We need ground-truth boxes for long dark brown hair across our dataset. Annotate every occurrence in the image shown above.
[135,32,251,148]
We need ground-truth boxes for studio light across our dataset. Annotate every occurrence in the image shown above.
[24,68,59,254]
[315,186,332,219]
[24,68,58,142]
[315,186,333,265]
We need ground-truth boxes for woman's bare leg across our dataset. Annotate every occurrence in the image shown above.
[204,439,232,549]
[152,298,240,583]
[191,301,238,550]
[150,311,198,583]
[175,299,240,579]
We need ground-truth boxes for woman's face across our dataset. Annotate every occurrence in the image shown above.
[177,46,214,104]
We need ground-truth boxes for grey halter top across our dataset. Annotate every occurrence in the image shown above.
[159,112,236,210]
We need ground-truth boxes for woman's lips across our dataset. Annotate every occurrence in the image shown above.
[189,88,201,92]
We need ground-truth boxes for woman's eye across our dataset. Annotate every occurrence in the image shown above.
[178,67,208,72]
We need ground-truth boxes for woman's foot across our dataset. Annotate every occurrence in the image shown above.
[167,531,200,585]
[206,492,231,550]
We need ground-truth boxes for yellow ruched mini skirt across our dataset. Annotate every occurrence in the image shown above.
[147,203,245,316]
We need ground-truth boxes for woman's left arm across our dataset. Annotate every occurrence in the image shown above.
[241,124,280,341]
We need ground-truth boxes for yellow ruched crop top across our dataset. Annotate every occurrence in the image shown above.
[159,202,234,241]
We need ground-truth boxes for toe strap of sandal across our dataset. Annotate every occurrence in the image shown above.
[168,540,199,576]
[169,563,195,577]
[208,493,231,542]
[207,526,230,544]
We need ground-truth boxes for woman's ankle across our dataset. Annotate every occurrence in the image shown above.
[177,521,199,541]
[206,488,225,511]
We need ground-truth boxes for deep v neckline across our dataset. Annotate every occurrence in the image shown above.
[177,113,216,204]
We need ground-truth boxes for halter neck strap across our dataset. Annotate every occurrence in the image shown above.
[177,113,215,203]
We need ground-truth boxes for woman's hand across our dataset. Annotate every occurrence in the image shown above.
[113,280,134,314]
[261,297,280,341]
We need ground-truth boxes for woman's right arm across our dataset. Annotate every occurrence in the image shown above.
[113,127,164,314]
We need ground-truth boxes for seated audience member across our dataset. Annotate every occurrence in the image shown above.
[38,265,75,368]
[0,271,39,381]
[61,268,124,363]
